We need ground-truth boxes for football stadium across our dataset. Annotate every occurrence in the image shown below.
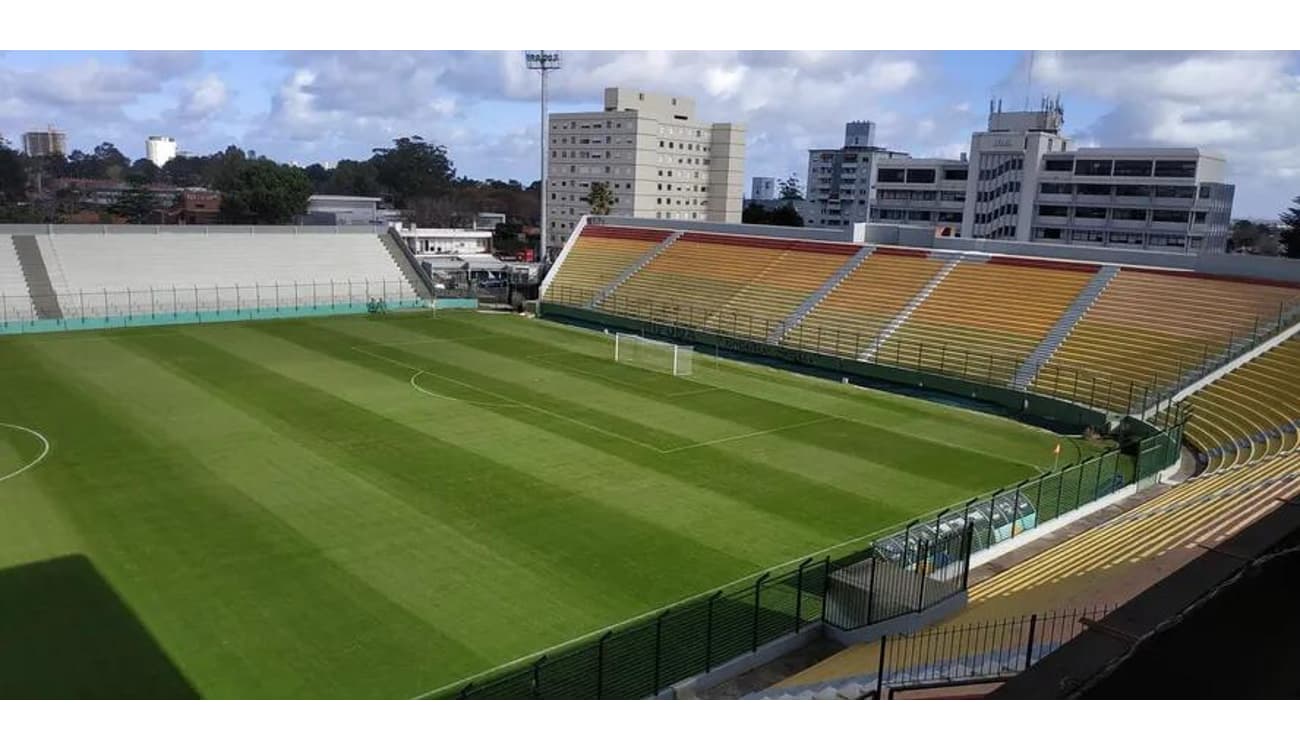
[2,217,1299,700]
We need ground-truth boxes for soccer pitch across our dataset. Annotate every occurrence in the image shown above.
[0,311,1097,698]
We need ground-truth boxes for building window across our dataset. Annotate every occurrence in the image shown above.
[1074,159,1113,177]
[1074,206,1107,219]
[1116,184,1152,197]
[942,168,968,181]
[1155,185,1196,199]
[1077,183,1112,196]
[1040,183,1072,194]
[1108,231,1144,245]
[1149,234,1187,247]
[1113,208,1148,222]
[1113,160,1153,177]
[1193,211,1208,224]
[1034,227,1063,240]
[1038,204,1069,217]
[878,168,905,183]
[906,168,936,183]
[1152,210,1190,223]
[1199,185,1212,199]
[1071,230,1105,243]
[1154,160,1197,178]
[1044,158,1074,172]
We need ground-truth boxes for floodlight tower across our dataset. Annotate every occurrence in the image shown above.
[525,50,562,266]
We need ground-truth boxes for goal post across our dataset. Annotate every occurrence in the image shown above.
[613,332,693,376]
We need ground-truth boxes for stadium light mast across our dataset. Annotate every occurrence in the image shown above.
[526,50,562,266]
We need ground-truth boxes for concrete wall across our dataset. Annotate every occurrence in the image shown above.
[0,224,382,236]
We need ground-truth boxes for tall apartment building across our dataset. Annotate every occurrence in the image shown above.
[146,135,177,167]
[546,87,746,254]
[751,176,775,200]
[802,121,968,236]
[803,101,1235,254]
[22,127,67,157]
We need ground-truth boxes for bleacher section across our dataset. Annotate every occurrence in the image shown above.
[884,258,1098,383]
[0,235,36,322]
[541,225,672,306]
[768,448,1300,697]
[1184,336,1300,472]
[781,248,946,358]
[36,232,416,319]
[1032,270,1300,411]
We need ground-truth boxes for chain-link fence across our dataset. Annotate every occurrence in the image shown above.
[542,283,1300,417]
[0,279,424,335]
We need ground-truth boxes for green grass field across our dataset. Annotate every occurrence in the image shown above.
[0,310,1099,698]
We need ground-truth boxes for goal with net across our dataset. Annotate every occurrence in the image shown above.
[613,332,694,376]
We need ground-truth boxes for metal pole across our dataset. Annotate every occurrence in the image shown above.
[596,631,611,699]
[704,591,721,672]
[876,635,888,699]
[531,655,546,699]
[1023,614,1039,669]
[794,559,810,633]
[652,609,668,695]
[865,549,878,625]
[752,572,770,652]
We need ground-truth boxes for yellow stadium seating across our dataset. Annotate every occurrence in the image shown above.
[1183,336,1300,472]
[884,260,1096,384]
[782,249,946,357]
[1033,270,1300,411]
[541,226,671,305]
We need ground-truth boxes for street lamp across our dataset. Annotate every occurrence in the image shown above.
[525,50,562,266]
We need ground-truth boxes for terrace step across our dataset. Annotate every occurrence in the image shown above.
[767,244,875,345]
[858,255,962,361]
[379,230,435,301]
[589,230,683,308]
[1011,264,1120,389]
[11,235,63,320]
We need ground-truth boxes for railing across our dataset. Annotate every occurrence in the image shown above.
[0,279,423,335]
[442,420,1181,699]
[768,606,1112,700]
[541,283,1300,417]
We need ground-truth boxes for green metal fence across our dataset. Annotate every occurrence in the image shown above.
[442,420,1182,699]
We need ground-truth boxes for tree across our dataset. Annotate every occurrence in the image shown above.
[371,136,456,209]
[778,174,803,201]
[743,202,804,227]
[216,160,313,224]
[128,158,162,184]
[583,182,614,215]
[108,174,159,224]
[0,138,27,204]
[1281,196,1300,259]
[93,142,130,180]
[1229,219,1280,255]
[326,159,383,197]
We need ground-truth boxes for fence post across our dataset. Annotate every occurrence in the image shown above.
[752,572,771,652]
[596,631,611,699]
[876,635,888,699]
[531,655,547,699]
[865,548,878,626]
[652,609,669,695]
[915,540,929,612]
[821,557,832,624]
[1023,614,1039,670]
[794,558,811,633]
[704,591,722,672]
[961,525,975,590]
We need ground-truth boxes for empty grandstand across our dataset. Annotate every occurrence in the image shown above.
[0,226,426,331]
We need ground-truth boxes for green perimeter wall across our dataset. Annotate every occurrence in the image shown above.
[540,302,1111,434]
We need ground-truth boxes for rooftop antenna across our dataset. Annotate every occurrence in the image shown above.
[1025,50,1035,111]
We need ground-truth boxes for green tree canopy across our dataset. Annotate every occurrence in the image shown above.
[216,160,313,224]
[0,138,28,204]
[778,174,803,201]
[108,174,159,224]
[1280,196,1300,259]
[371,136,456,209]
[583,182,614,215]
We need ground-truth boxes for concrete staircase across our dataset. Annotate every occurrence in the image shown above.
[11,235,63,320]
[379,230,435,301]
[1010,265,1120,389]
[589,230,683,308]
[767,244,875,344]
[859,255,963,361]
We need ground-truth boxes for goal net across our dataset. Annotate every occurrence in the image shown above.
[613,333,694,376]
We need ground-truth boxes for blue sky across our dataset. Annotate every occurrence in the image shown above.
[1,50,1296,218]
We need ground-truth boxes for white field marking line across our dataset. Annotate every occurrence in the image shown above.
[0,423,51,484]
[659,416,837,454]
[409,511,925,700]
[352,345,666,453]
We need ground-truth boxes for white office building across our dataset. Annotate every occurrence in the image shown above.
[146,136,177,167]
[545,87,746,254]
[802,101,1235,254]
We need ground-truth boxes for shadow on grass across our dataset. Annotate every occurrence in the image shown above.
[0,555,198,698]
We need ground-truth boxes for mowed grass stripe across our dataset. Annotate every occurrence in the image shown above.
[288,319,943,533]
[29,337,647,677]
[0,342,480,698]
[116,329,760,611]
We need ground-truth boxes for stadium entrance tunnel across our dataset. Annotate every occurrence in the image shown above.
[0,555,199,698]
[539,303,1111,436]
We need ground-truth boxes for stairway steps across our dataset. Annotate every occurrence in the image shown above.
[11,235,63,320]
[859,256,962,360]
[768,244,875,344]
[590,230,682,308]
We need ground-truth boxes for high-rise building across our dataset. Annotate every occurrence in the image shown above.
[962,98,1233,253]
[146,136,178,168]
[802,101,1234,254]
[751,177,776,200]
[545,87,746,254]
[22,127,67,157]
